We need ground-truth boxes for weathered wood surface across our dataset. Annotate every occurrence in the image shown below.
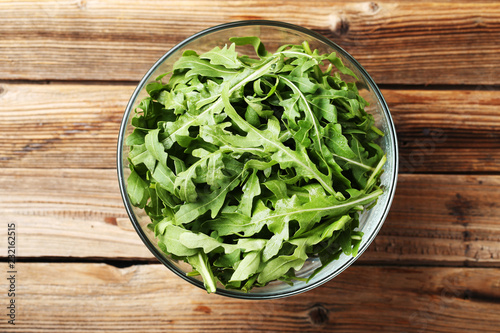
[364,174,500,266]
[1,84,499,172]
[2,168,499,266]
[2,1,499,331]
[1,1,499,85]
[0,83,130,170]
[1,263,499,332]
[0,167,152,259]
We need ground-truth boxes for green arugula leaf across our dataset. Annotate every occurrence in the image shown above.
[174,170,243,224]
[238,170,261,216]
[214,249,241,268]
[173,54,241,80]
[129,144,156,172]
[262,179,288,200]
[152,162,176,194]
[187,252,217,293]
[229,36,268,58]
[200,43,243,69]
[207,212,256,237]
[257,255,305,285]
[230,251,261,282]
[263,223,289,261]
[127,167,149,208]
[155,221,198,257]
[179,230,237,254]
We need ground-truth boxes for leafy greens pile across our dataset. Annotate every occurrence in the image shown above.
[126,37,386,293]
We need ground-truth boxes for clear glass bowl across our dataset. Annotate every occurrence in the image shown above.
[117,20,398,299]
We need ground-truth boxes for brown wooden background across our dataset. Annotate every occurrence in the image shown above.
[1,1,499,332]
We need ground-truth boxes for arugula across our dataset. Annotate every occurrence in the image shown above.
[126,37,386,293]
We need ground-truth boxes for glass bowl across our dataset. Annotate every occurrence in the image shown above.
[117,20,398,299]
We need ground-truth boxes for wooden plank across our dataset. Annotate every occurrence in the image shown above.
[1,83,499,173]
[0,83,131,169]
[388,88,500,173]
[0,168,152,259]
[0,1,499,84]
[363,174,500,266]
[0,263,499,332]
[1,168,499,265]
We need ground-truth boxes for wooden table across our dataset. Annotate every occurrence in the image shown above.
[1,1,499,332]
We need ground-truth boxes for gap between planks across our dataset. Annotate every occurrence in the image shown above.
[1,79,500,91]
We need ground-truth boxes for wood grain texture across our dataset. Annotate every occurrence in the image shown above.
[0,1,499,84]
[1,1,498,331]
[0,263,499,332]
[1,83,499,172]
[1,168,499,265]
[389,88,500,173]
[364,174,500,266]
[0,83,130,169]
[0,168,152,259]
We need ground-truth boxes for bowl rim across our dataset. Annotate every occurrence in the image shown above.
[117,20,399,299]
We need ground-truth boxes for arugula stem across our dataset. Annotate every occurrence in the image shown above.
[278,130,292,142]
[329,151,376,171]
[251,189,383,227]
[188,252,217,293]
[277,51,318,64]
[219,146,267,156]
[268,74,324,155]
[364,154,387,192]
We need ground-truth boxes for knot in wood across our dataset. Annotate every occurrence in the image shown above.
[329,14,350,36]
[308,303,329,326]
[369,2,379,13]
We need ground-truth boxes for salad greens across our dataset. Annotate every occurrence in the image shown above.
[126,37,386,293]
